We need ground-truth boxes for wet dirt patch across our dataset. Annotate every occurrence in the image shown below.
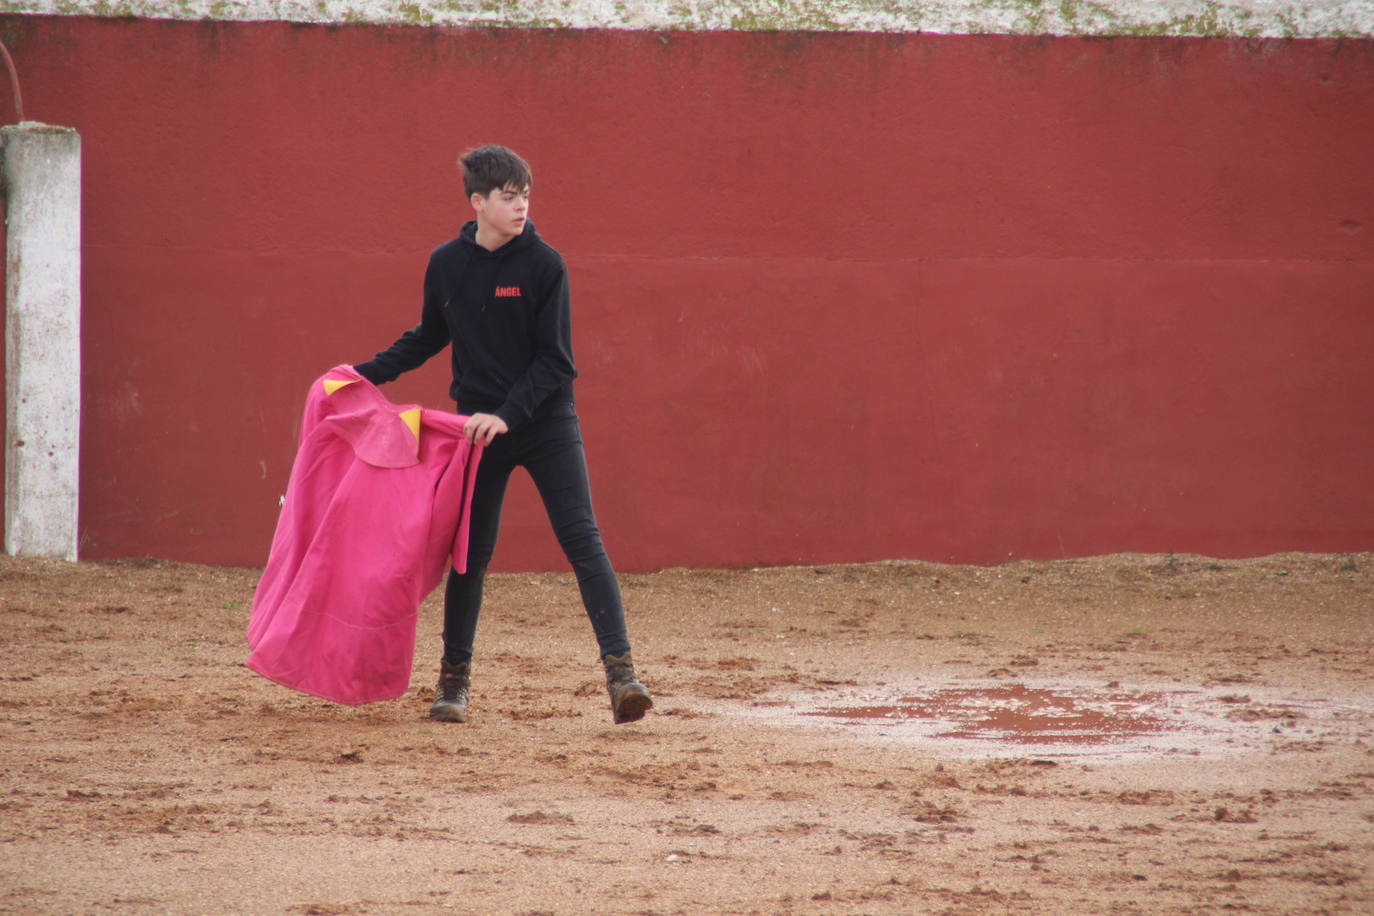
[808,683,1177,744]
[727,678,1374,760]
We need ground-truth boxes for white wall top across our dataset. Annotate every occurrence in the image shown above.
[2,1,1372,38]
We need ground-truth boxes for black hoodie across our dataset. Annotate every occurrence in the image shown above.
[354,220,577,430]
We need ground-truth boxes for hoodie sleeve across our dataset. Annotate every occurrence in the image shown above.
[354,255,449,385]
[493,253,578,430]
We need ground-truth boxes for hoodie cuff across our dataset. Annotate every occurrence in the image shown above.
[352,361,386,386]
[493,405,524,432]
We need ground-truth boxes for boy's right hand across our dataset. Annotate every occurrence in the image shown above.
[464,413,509,446]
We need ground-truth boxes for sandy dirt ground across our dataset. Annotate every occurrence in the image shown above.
[2,551,1372,915]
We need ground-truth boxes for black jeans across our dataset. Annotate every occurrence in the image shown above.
[442,408,631,664]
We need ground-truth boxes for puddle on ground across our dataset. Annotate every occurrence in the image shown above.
[805,684,1175,746]
[720,678,1374,760]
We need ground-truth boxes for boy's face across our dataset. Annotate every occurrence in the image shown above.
[471,183,530,240]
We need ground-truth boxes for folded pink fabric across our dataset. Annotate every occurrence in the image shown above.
[246,365,483,705]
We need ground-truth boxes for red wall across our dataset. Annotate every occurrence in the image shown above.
[3,15,1372,569]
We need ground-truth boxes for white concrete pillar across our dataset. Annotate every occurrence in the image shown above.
[2,122,81,561]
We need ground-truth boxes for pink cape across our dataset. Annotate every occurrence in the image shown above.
[246,366,483,705]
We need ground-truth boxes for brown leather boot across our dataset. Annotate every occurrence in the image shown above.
[429,659,470,723]
[603,651,652,724]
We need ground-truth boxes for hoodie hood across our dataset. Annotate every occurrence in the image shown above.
[458,219,540,259]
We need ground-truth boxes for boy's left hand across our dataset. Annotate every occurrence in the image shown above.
[464,412,509,445]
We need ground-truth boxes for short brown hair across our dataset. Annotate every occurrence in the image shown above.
[459,145,533,198]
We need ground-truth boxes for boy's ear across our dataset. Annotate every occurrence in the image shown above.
[469,190,486,212]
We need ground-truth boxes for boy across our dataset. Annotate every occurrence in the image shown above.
[353,145,651,725]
